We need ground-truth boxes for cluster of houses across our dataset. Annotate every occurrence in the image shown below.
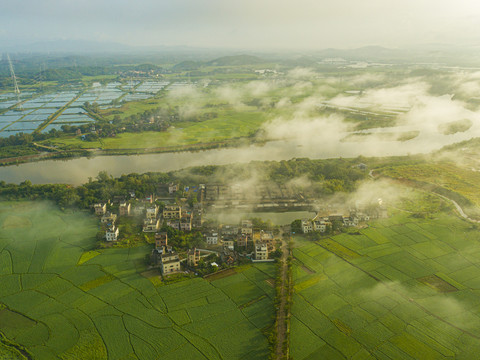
[151,232,208,275]
[141,203,202,233]
[91,186,280,277]
[149,219,275,276]
[204,220,275,261]
[94,202,121,242]
[300,207,387,234]
[93,190,204,242]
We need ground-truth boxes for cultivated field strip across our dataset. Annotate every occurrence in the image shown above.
[290,212,480,359]
[0,201,275,359]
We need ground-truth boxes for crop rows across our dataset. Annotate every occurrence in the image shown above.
[290,212,480,359]
[0,201,274,359]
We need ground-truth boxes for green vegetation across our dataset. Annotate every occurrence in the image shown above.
[290,207,480,359]
[378,161,480,213]
[342,131,420,143]
[3,57,446,163]
[438,119,473,135]
[0,157,368,209]
[0,201,275,359]
[47,111,268,150]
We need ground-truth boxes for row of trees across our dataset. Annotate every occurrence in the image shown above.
[0,157,369,209]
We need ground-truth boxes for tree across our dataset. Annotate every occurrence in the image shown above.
[291,219,302,234]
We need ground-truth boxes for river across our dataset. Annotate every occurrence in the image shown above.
[1,121,479,185]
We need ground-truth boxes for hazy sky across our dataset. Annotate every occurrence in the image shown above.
[2,0,480,49]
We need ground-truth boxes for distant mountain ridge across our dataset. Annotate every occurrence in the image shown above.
[206,55,264,66]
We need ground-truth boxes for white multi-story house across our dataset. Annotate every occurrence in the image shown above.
[255,242,268,260]
[301,219,313,233]
[206,232,218,245]
[106,226,119,241]
[313,220,327,233]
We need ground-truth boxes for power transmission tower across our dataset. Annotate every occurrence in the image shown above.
[7,54,21,108]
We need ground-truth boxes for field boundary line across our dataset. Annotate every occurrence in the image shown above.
[316,238,480,341]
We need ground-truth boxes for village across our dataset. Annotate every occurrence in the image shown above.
[92,181,387,279]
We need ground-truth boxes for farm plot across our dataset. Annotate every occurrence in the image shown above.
[0,201,274,360]
[290,213,480,359]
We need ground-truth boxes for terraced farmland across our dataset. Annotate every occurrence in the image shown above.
[0,201,274,359]
[290,212,480,359]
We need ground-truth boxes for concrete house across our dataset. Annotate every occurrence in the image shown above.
[168,183,179,194]
[160,248,181,274]
[101,212,117,225]
[187,248,201,267]
[206,231,218,245]
[313,220,328,233]
[94,203,107,216]
[223,239,235,251]
[221,225,238,236]
[180,213,193,231]
[260,231,274,242]
[255,242,268,260]
[301,219,313,234]
[146,205,159,220]
[155,232,168,249]
[166,219,180,230]
[163,205,181,219]
[236,234,248,247]
[143,218,160,232]
[119,202,131,216]
[241,220,253,235]
[106,226,119,242]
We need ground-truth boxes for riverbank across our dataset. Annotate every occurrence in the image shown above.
[0,136,265,167]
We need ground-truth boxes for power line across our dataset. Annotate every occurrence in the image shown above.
[7,54,22,109]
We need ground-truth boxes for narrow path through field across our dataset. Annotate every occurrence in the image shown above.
[275,237,291,359]
[434,193,480,223]
[372,171,480,223]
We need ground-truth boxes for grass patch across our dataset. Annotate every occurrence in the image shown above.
[438,119,472,135]
[78,274,116,291]
[2,216,31,229]
[77,250,101,265]
[317,238,361,260]
[418,275,458,293]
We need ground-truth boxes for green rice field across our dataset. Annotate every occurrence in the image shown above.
[290,211,480,359]
[4,199,480,359]
[0,201,275,360]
